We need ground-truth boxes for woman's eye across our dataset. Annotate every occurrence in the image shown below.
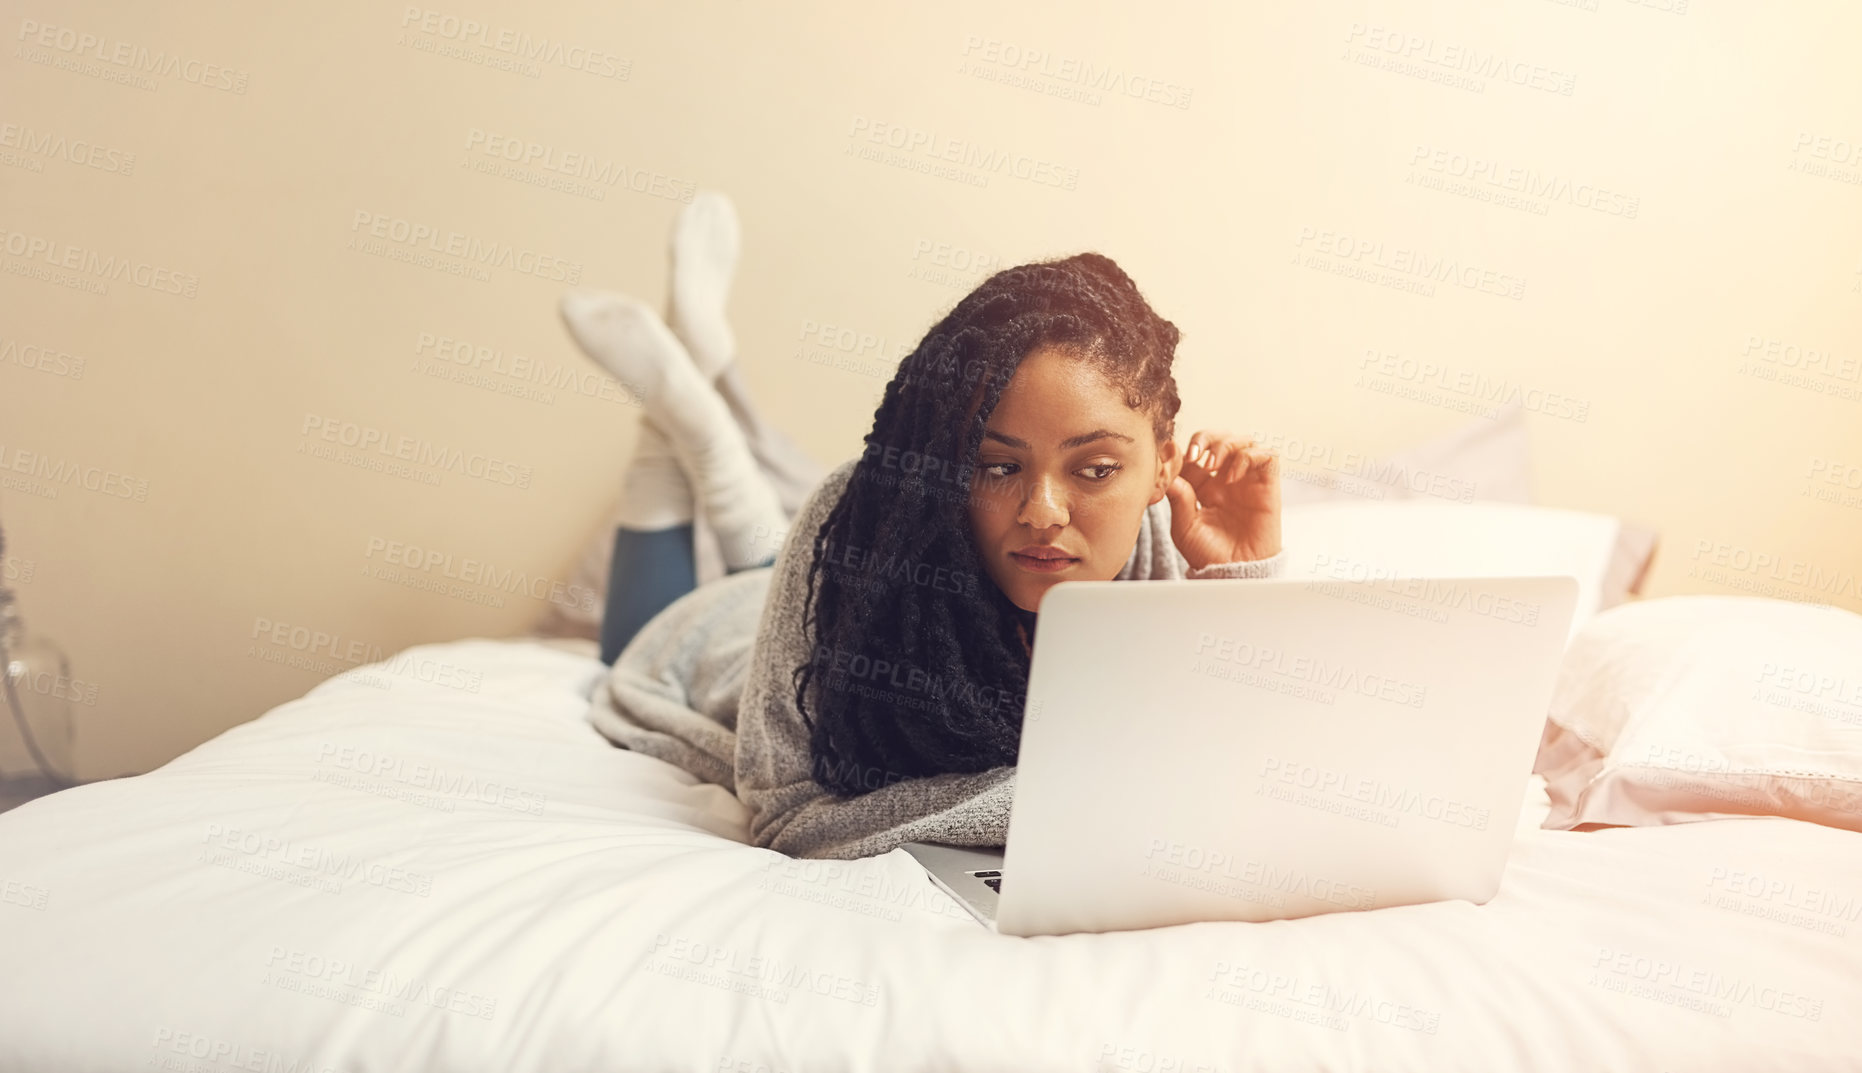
[975,462,1121,483]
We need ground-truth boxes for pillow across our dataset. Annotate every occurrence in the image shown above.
[1278,499,1621,639]
[1533,595,1862,833]
[1275,400,1658,610]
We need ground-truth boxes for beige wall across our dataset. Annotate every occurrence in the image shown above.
[3,1,1858,779]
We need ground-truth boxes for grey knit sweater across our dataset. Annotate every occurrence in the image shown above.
[586,458,1286,859]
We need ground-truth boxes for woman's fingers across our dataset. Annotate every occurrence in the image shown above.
[1187,434,1208,469]
[1185,433,1279,481]
[1183,434,1236,481]
[1219,442,1247,483]
[1182,436,1210,482]
[1183,432,1279,488]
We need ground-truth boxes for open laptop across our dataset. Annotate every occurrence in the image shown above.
[902,573,1578,936]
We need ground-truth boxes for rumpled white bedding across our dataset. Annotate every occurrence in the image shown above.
[1,637,1857,1073]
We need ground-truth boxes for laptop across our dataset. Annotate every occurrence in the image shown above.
[902,573,1579,937]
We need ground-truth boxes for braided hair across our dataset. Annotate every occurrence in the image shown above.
[791,251,1185,795]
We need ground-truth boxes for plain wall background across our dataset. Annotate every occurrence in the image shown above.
[3,0,1859,779]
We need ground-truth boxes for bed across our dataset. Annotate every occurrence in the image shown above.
[1,631,1857,1073]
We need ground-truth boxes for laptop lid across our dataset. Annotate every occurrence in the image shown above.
[994,574,1578,937]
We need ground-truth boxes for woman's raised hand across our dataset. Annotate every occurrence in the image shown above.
[1163,430,1284,571]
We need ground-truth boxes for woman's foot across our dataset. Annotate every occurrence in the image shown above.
[666,190,740,383]
[665,190,828,517]
[558,290,786,570]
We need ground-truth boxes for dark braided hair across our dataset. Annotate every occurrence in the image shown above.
[791,252,1184,796]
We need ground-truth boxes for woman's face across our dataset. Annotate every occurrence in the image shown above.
[966,345,1179,613]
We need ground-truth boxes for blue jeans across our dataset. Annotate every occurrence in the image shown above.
[598,525,776,665]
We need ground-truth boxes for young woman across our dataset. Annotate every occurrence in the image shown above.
[563,196,1285,860]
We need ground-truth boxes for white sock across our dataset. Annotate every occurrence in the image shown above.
[713,364,829,517]
[666,190,740,382]
[562,288,677,410]
[614,419,694,531]
[559,290,784,568]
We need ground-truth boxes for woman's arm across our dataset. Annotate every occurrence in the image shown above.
[732,458,1016,859]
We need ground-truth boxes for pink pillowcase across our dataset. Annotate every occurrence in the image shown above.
[1535,595,1862,833]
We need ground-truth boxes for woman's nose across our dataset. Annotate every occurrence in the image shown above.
[1017,473,1068,528]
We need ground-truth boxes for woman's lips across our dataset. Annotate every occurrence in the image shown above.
[1010,551,1080,573]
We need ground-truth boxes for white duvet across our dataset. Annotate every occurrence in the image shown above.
[1,638,1858,1073]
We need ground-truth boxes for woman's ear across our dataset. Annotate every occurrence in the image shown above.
[1150,436,1180,506]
